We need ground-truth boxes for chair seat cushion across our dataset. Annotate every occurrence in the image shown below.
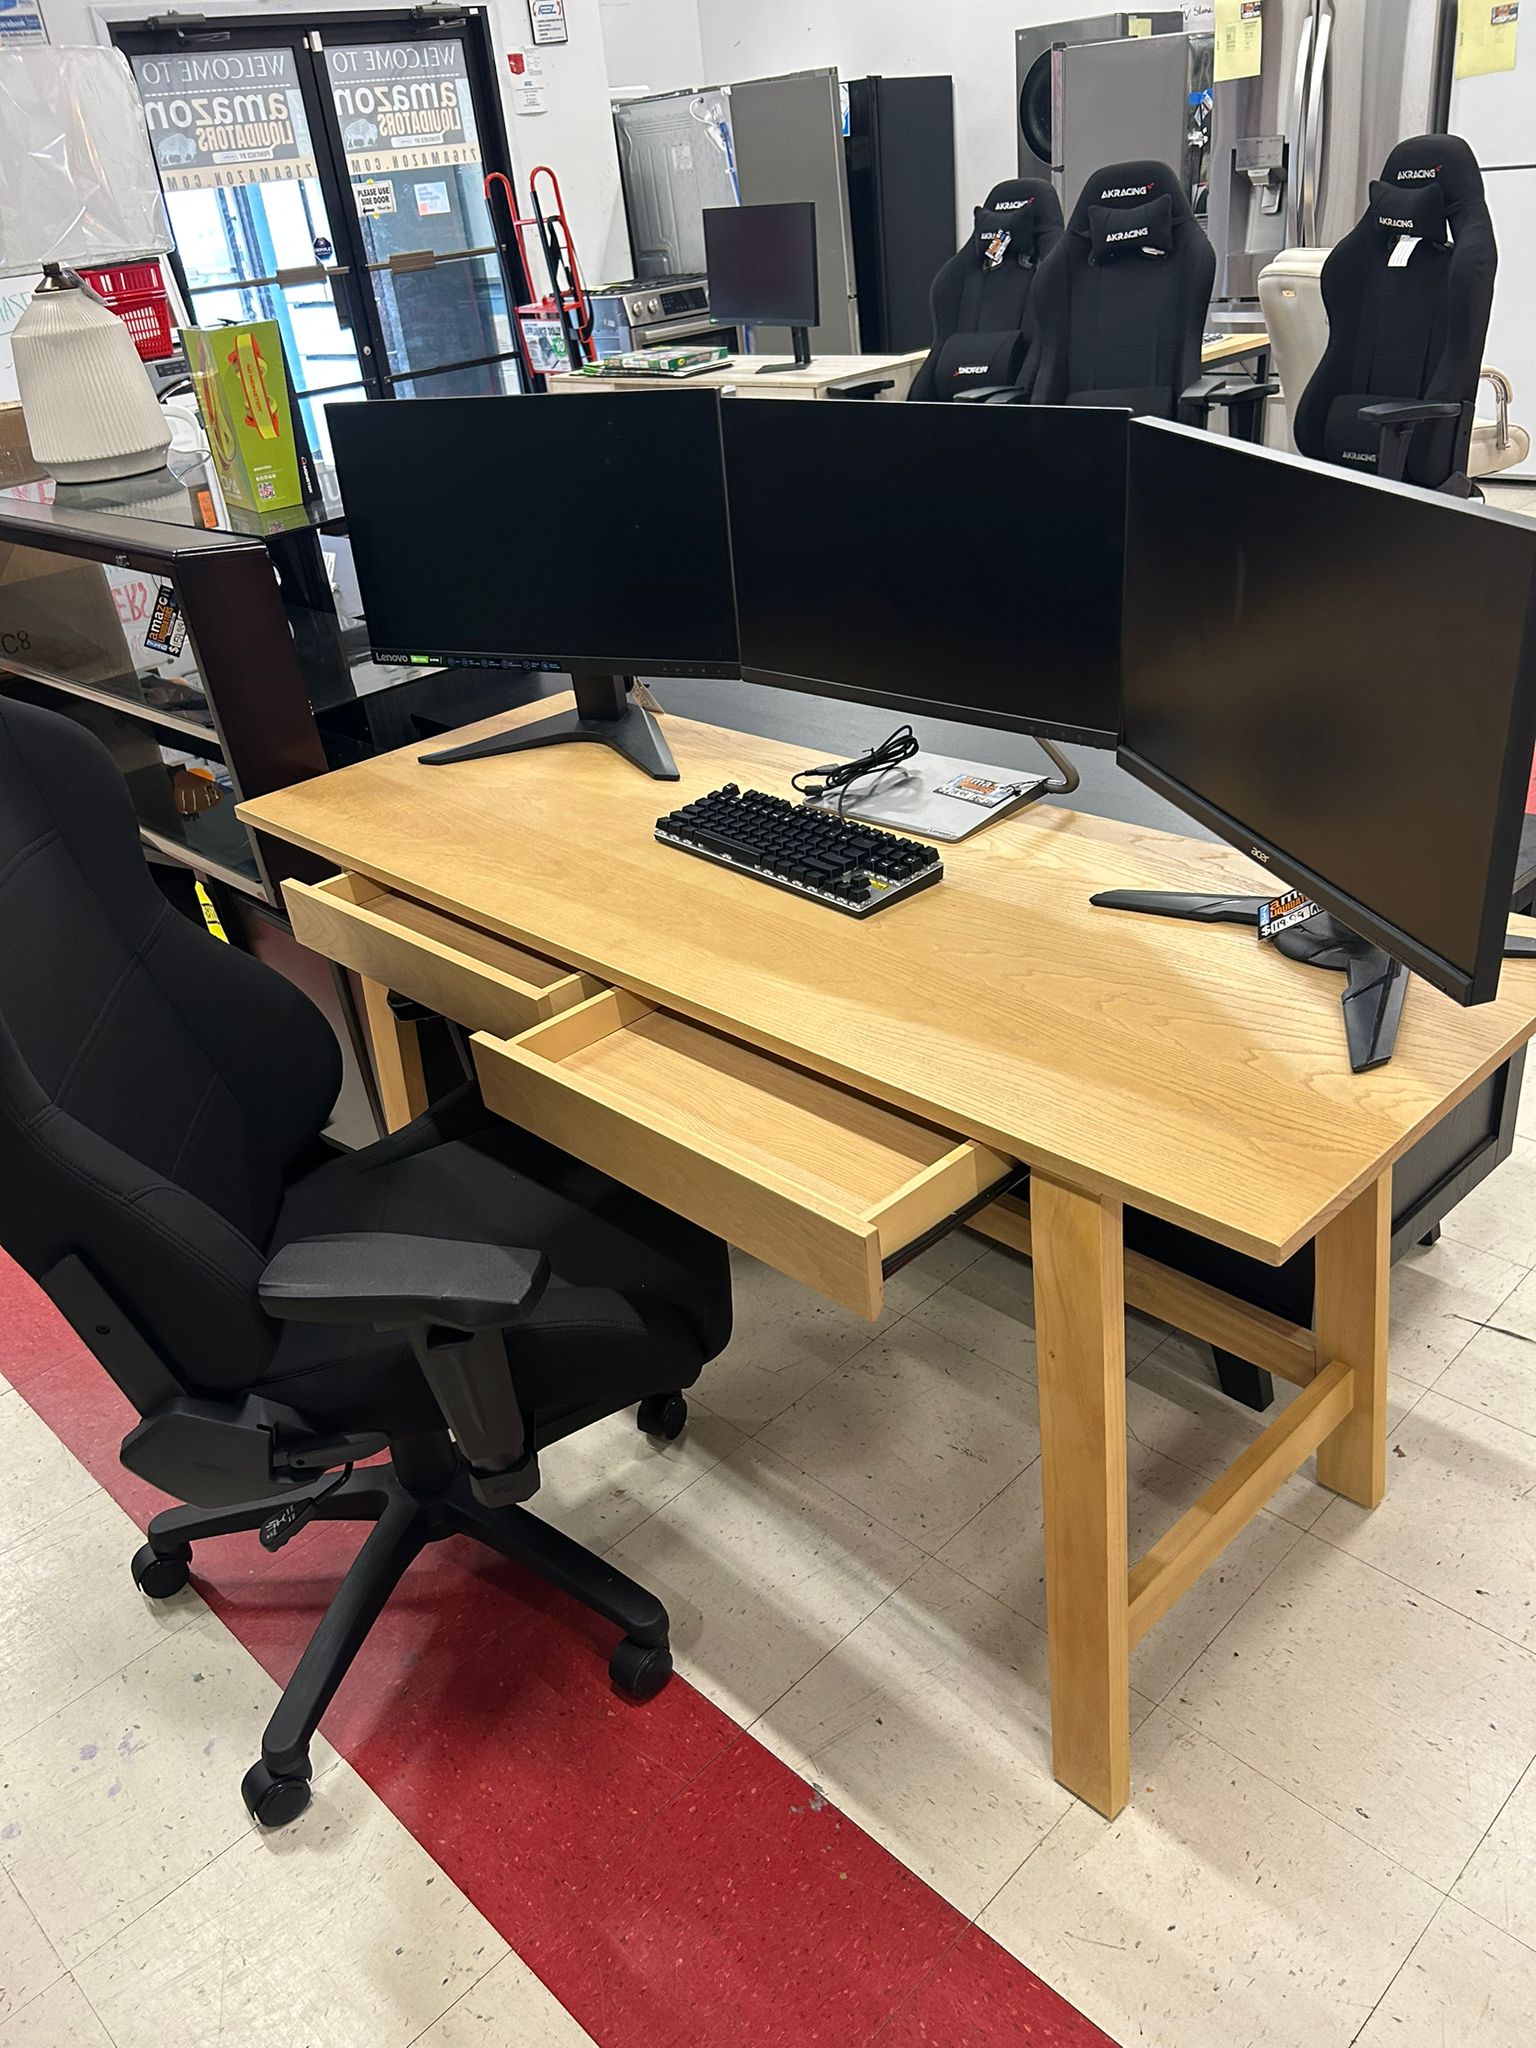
[256,1087,731,1439]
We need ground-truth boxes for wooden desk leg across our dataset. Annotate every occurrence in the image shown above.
[1032,1171,1130,1819]
[1314,1170,1391,1508]
[358,976,428,1133]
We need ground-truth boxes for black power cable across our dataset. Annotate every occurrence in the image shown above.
[791,724,920,810]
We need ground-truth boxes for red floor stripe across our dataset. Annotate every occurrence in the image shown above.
[5,1255,1115,2047]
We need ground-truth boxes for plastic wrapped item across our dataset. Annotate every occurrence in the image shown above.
[0,48,170,271]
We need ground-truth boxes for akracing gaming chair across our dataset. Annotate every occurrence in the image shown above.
[907,177,1064,403]
[1294,134,1497,494]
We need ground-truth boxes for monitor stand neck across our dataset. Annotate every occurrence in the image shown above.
[755,325,814,374]
[1089,890,1410,1072]
[419,672,679,780]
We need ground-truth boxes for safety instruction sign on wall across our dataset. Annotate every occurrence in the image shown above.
[528,0,568,46]
[1457,0,1520,77]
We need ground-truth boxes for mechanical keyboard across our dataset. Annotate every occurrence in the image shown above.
[655,785,943,917]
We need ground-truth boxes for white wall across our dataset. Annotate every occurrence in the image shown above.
[599,0,705,97]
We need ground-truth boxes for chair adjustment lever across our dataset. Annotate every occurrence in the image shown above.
[259,1463,354,1551]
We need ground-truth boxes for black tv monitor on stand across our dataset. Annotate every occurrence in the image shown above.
[1100,420,1536,1071]
[327,389,740,781]
[703,201,820,376]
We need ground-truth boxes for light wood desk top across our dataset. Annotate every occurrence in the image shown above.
[1201,331,1271,366]
[549,352,925,400]
[242,699,1536,1267]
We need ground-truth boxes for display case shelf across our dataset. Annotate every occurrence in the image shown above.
[0,487,329,904]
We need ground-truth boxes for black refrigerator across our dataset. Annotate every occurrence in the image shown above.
[844,75,957,354]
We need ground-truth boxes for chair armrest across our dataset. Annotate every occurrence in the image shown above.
[1180,374,1280,417]
[1359,400,1462,428]
[952,385,1032,405]
[259,1233,550,1333]
[826,376,896,400]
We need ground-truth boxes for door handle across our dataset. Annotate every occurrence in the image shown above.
[1303,2,1334,244]
[1288,9,1315,246]
[275,263,350,287]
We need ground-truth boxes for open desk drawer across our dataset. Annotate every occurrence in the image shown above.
[473,990,1014,1318]
[285,874,600,1037]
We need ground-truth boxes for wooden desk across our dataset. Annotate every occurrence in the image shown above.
[240,699,1536,1820]
[549,352,926,402]
[1201,330,1271,368]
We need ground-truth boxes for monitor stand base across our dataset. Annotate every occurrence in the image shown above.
[420,673,680,781]
[1089,890,1410,1072]
[755,326,814,374]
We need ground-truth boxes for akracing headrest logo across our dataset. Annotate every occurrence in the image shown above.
[1378,214,1414,231]
[993,197,1033,210]
[1105,226,1148,244]
[1396,165,1441,182]
[1340,449,1377,464]
[1100,182,1155,200]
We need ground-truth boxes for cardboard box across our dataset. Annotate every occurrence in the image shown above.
[0,541,136,688]
[182,321,318,514]
[0,403,47,489]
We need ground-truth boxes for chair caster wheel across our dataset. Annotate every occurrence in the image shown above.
[241,1760,312,1828]
[131,1542,191,1599]
[610,1637,672,1701]
[637,1393,687,1442]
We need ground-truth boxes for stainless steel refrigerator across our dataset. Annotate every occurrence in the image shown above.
[1207,0,1456,301]
[613,69,955,358]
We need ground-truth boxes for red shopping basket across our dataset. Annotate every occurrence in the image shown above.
[79,262,177,362]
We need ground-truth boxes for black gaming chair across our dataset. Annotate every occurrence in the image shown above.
[1294,134,1497,494]
[0,696,732,1827]
[1014,159,1270,430]
[906,178,1064,402]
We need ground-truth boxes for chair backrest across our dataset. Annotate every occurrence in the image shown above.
[908,178,1064,402]
[0,696,341,1397]
[1293,134,1496,488]
[1027,159,1214,417]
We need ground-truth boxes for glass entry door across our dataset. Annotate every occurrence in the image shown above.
[324,31,515,397]
[114,12,526,457]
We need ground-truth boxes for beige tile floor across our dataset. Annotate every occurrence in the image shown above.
[4,1195,1536,2045]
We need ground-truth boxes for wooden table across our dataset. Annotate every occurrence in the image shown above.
[241,698,1536,1820]
[1201,330,1271,367]
[549,351,927,402]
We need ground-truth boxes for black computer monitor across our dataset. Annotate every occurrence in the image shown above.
[328,389,738,778]
[1118,419,1536,1007]
[703,202,820,370]
[722,398,1127,748]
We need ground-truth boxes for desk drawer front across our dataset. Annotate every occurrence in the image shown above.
[473,990,1013,1318]
[285,874,598,1037]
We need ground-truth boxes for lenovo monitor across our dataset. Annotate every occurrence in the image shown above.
[722,396,1127,748]
[328,389,738,777]
[1118,419,1536,1007]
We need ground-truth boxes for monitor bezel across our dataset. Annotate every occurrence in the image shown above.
[739,661,1117,751]
[1118,420,1536,1009]
[726,400,1128,751]
[328,389,743,684]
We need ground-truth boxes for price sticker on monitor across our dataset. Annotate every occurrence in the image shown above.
[936,772,1029,809]
[1257,890,1320,942]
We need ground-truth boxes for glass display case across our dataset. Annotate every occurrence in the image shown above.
[0,482,330,903]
